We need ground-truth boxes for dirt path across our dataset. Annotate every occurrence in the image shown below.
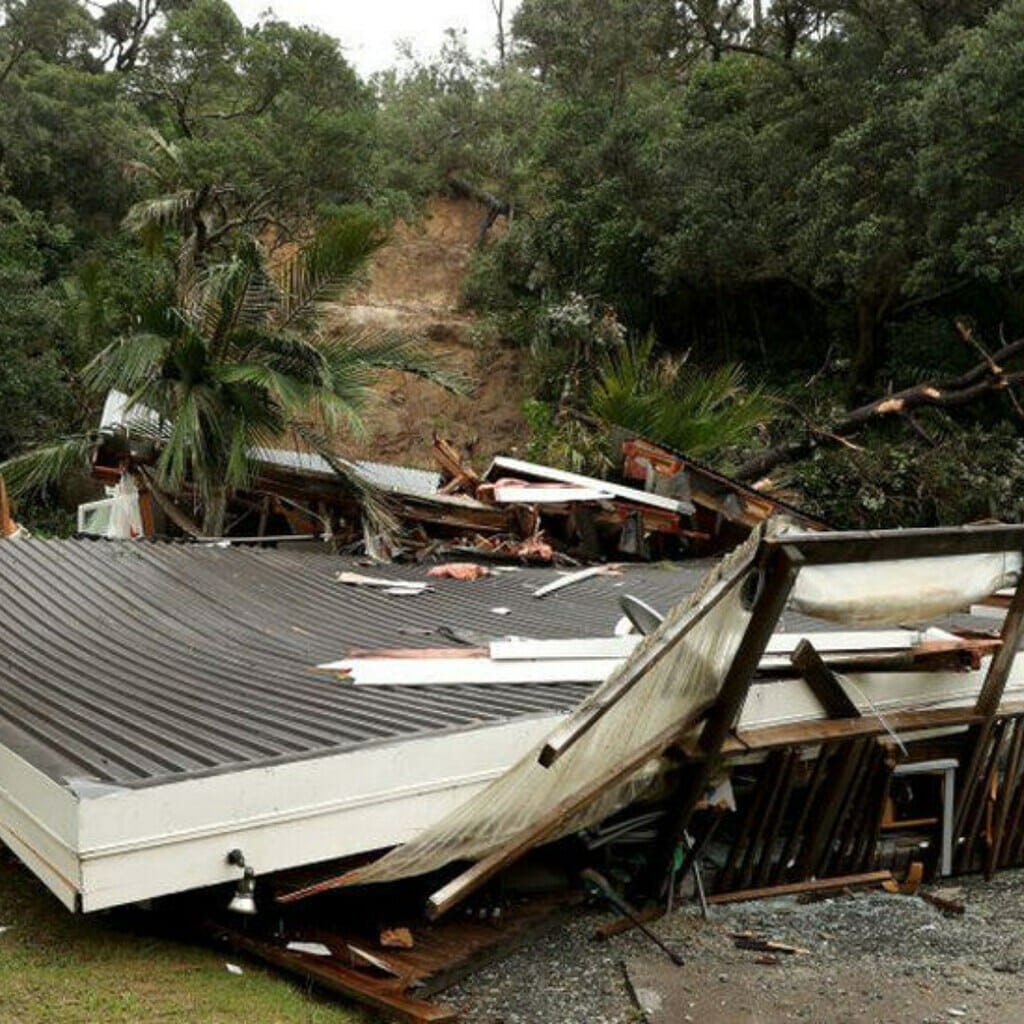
[325,197,529,466]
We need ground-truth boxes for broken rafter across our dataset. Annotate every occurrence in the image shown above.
[791,639,861,719]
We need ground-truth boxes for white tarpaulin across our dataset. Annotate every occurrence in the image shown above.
[791,551,1021,625]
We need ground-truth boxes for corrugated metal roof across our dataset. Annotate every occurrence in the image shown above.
[251,447,488,509]
[0,540,703,789]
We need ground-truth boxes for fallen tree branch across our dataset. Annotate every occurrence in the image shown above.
[734,335,1024,481]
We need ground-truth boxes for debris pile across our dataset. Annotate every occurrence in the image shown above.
[84,391,823,562]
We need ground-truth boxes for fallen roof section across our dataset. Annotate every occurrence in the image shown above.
[0,539,703,911]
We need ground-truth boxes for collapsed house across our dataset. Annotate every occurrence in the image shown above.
[0,525,1023,957]
[82,390,824,560]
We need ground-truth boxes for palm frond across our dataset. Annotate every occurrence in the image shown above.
[123,191,197,236]
[0,435,98,498]
[214,362,316,416]
[320,329,474,396]
[274,210,383,331]
[591,336,776,458]
[292,422,399,541]
[82,332,172,395]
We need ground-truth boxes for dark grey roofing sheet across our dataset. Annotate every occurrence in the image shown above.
[0,540,705,788]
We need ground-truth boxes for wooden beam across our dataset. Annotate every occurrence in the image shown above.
[988,717,1024,877]
[423,701,715,920]
[696,704,1024,757]
[537,548,757,768]
[214,927,457,1023]
[767,523,1024,565]
[800,739,871,878]
[0,474,14,537]
[707,870,893,906]
[953,564,1024,850]
[975,564,1024,717]
[647,546,802,893]
[791,640,861,719]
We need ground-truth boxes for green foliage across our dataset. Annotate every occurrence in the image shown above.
[591,334,777,459]
[0,196,78,460]
[521,398,612,477]
[789,424,1024,530]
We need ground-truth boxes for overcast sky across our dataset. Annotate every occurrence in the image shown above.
[226,1,519,76]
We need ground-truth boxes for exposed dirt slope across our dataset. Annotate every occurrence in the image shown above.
[324,197,528,467]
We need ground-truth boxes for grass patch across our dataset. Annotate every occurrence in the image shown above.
[0,848,371,1023]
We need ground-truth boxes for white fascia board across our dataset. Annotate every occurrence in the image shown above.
[490,637,643,660]
[486,456,693,515]
[739,652,1024,731]
[74,714,562,912]
[764,630,922,654]
[491,484,614,503]
[0,745,81,911]
[317,657,618,685]
[321,630,930,685]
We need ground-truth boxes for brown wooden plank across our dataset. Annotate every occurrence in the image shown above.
[989,718,1024,877]
[423,699,717,920]
[958,719,1007,872]
[791,640,861,719]
[853,753,892,873]
[750,749,800,888]
[799,739,869,878]
[215,929,458,1023]
[975,568,1024,717]
[718,752,785,893]
[538,547,758,767]
[706,870,894,905]
[772,744,833,885]
[711,705,1024,757]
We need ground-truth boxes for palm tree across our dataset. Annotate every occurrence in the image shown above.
[2,209,468,536]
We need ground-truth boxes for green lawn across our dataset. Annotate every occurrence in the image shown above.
[0,849,371,1024]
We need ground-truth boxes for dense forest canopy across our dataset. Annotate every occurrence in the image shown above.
[4,0,1024,531]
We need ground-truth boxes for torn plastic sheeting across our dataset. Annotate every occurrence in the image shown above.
[341,529,760,887]
[791,551,1022,625]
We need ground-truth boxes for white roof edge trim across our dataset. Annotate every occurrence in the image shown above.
[485,455,695,515]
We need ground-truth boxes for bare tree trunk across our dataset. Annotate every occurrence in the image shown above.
[202,483,229,538]
[490,0,506,64]
[733,333,1024,482]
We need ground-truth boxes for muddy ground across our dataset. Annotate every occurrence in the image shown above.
[326,197,530,467]
[450,871,1024,1023]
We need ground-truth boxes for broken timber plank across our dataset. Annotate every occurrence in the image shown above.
[532,565,619,598]
[955,563,1024,846]
[791,639,861,719]
[424,700,717,921]
[707,870,893,905]
[538,547,758,768]
[988,717,1024,877]
[214,928,457,1023]
[648,546,802,891]
[698,703,1024,757]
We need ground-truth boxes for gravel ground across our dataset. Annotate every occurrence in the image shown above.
[448,870,1024,1023]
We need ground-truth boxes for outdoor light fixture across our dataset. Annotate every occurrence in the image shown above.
[226,848,258,916]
